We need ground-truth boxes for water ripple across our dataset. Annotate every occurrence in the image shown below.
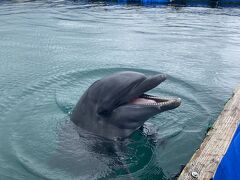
[0,67,213,179]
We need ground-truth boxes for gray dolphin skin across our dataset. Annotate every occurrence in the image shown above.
[71,71,181,140]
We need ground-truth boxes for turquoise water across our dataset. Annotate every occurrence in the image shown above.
[0,1,240,179]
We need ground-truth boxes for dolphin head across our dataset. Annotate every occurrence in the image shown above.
[71,71,181,140]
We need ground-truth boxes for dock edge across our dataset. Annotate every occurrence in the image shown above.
[178,87,240,180]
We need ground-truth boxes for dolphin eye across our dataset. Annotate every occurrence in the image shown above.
[97,108,111,116]
[98,110,109,115]
[98,110,112,118]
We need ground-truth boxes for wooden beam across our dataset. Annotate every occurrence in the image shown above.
[178,87,240,180]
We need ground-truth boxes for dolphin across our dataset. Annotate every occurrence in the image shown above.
[71,71,181,140]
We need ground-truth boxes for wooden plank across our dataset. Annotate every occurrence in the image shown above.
[178,87,240,180]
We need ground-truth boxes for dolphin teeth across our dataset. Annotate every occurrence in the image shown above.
[140,96,178,107]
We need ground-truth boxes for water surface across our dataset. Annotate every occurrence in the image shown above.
[0,1,240,179]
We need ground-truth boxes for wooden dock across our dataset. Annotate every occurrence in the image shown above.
[178,87,240,180]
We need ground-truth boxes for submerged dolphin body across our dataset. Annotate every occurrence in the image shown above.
[71,71,181,140]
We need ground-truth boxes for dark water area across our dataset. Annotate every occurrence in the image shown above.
[0,0,240,179]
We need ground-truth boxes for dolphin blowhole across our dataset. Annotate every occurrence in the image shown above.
[71,71,181,140]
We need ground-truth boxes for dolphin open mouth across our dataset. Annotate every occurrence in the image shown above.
[129,94,181,110]
[126,74,181,110]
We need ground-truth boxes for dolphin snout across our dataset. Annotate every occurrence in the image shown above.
[158,97,181,111]
[134,74,167,95]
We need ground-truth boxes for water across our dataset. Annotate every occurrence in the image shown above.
[0,0,240,179]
